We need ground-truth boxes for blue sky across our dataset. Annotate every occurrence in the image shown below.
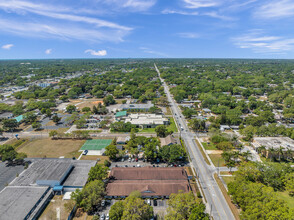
[1,0,294,59]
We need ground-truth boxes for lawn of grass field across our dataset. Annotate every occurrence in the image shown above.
[17,138,86,158]
[277,191,294,209]
[209,154,226,167]
[202,142,218,150]
[222,176,234,185]
[138,127,156,133]
[167,117,178,132]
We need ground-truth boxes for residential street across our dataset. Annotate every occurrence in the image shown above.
[155,64,235,220]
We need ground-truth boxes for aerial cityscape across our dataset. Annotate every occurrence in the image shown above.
[0,1,294,220]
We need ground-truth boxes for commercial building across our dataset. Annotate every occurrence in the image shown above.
[0,159,96,220]
[0,186,52,220]
[253,137,294,158]
[125,114,169,129]
[120,101,154,111]
[106,167,191,199]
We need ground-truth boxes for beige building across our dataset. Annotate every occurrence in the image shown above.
[125,114,169,129]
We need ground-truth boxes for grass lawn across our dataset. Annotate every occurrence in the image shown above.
[277,191,294,209]
[167,117,178,132]
[202,142,218,150]
[138,127,156,133]
[209,154,226,167]
[222,176,234,185]
[17,138,86,158]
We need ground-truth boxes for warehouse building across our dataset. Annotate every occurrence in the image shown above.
[106,167,191,199]
[0,159,96,220]
[125,114,169,129]
[0,186,52,220]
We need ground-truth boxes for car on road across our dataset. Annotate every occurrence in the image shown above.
[121,158,125,162]
[100,213,105,220]
[106,213,109,220]
[101,200,106,207]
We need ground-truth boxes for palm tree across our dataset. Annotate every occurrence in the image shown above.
[242,150,252,162]
[233,151,240,163]
[258,145,266,157]
[285,148,293,162]
[268,147,276,161]
[278,146,284,161]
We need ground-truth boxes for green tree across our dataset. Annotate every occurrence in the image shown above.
[23,111,37,124]
[72,180,105,213]
[121,192,153,220]
[166,191,208,220]
[155,125,169,138]
[2,119,19,131]
[0,145,17,162]
[32,122,42,130]
[105,144,119,160]
[88,164,108,182]
[52,115,61,124]
[82,107,91,112]
[103,95,116,106]
[66,105,77,113]
[45,109,52,118]
[109,201,124,220]
[49,130,58,138]
[283,172,294,196]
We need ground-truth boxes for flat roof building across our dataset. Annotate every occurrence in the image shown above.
[125,114,169,129]
[120,101,154,111]
[106,167,191,198]
[0,186,52,220]
[253,137,294,151]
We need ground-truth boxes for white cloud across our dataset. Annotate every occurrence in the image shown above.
[45,49,52,54]
[254,0,294,19]
[232,30,294,53]
[2,44,14,49]
[177,32,199,38]
[100,0,156,11]
[0,0,132,42]
[161,9,199,15]
[139,47,168,57]
[85,49,107,56]
[182,0,220,9]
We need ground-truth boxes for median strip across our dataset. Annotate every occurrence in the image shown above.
[195,139,211,165]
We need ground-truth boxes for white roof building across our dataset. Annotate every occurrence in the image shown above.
[125,114,169,128]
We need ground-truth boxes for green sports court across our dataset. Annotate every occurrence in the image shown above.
[80,139,112,151]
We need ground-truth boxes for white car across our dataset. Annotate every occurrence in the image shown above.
[106,213,109,220]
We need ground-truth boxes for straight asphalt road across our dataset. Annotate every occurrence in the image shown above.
[155,64,235,220]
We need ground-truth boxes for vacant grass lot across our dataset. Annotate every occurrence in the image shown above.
[202,142,218,150]
[222,176,234,186]
[209,154,226,167]
[17,138,86,158]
